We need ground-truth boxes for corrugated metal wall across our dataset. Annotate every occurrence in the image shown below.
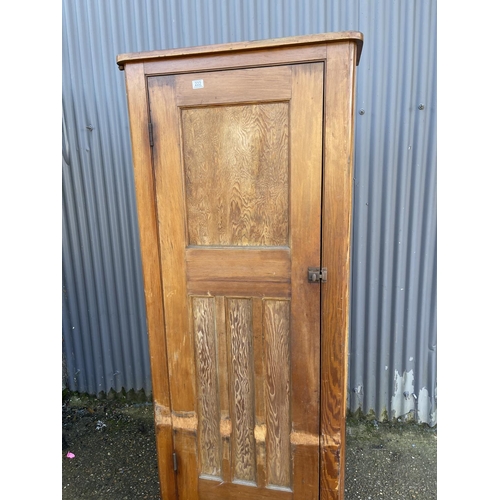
[62,0,437,425]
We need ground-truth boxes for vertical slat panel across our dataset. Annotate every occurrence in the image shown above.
[193,297,221,477]
[263,299,291,488]
[252,298,267,488]
[227,298,257,483]
[216,296,232,482]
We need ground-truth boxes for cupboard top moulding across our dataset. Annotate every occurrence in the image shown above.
[117,31,363,71]
[118,31,362,500]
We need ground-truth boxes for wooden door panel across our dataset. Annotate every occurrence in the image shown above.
[227,297,257,483]
[148,62,323,499]
[182,102,289,247]
[187,280,291,298]
[192,296,221,477]
[186,248,291,283]
[190,295,293,488]
[263,299,291,488]
[199,478,293,500]
[175,66,291,106]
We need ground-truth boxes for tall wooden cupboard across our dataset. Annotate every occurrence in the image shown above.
[117,31,363,500]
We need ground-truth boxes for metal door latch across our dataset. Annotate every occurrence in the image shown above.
[308,267,327,283]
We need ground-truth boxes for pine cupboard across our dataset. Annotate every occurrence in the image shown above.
[117,31,363,500]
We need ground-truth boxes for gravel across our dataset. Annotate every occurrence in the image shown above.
[344,420,437,500]
[62,393,436,499]
[62,393,160,499]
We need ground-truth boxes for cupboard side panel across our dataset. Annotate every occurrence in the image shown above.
[321,42,358,500]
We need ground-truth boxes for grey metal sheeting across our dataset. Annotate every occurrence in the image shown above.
[62,0,437,425]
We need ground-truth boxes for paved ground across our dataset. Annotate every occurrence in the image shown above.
[344,420,436,499]
[62,393,436,499]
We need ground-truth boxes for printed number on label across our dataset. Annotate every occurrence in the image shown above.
[192,79,204,89]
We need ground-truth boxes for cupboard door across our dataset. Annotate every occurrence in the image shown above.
[148,62,323,499]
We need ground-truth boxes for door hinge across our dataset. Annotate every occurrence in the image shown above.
[172,452,178,472]
[148,122,154,147]
[308,267,327,283]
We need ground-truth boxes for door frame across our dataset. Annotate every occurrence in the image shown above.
[120,33,362,500]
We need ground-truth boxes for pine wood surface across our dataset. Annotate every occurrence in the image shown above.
[143,44,327,77]
[320,42,358,499]
[123,62,177,500]
[117,31,363,66]
[120,33,360,500]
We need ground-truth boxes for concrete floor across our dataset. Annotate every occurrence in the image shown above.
[62,394,436,499]
[344,419,436,499]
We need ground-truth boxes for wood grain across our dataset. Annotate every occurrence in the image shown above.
[174,429,200,500]
[186,248,290,283]
[143,45,328,77]
[187,281,291,298]
[215,296,232,483]
[289,62,322,433]
[117,31,363,67]
[123,62,177,500]
[182,102,289,246]
[149,75,198,500]
[320,42,358,500]
[264,300,291,488]
[149,75,196,412]
[192,297,221,477]
[227,299,256,483]
[175,66,291,106]
[292,444,320,500]
[124,36,361,499]
[289,63,323,499]
[252,298,267,488]
[199,478,293,500]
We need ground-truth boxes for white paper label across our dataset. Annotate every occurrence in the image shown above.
[192,79,204,89]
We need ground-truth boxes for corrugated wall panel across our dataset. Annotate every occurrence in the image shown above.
[62,0,437,425]
[349,0,437,425]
